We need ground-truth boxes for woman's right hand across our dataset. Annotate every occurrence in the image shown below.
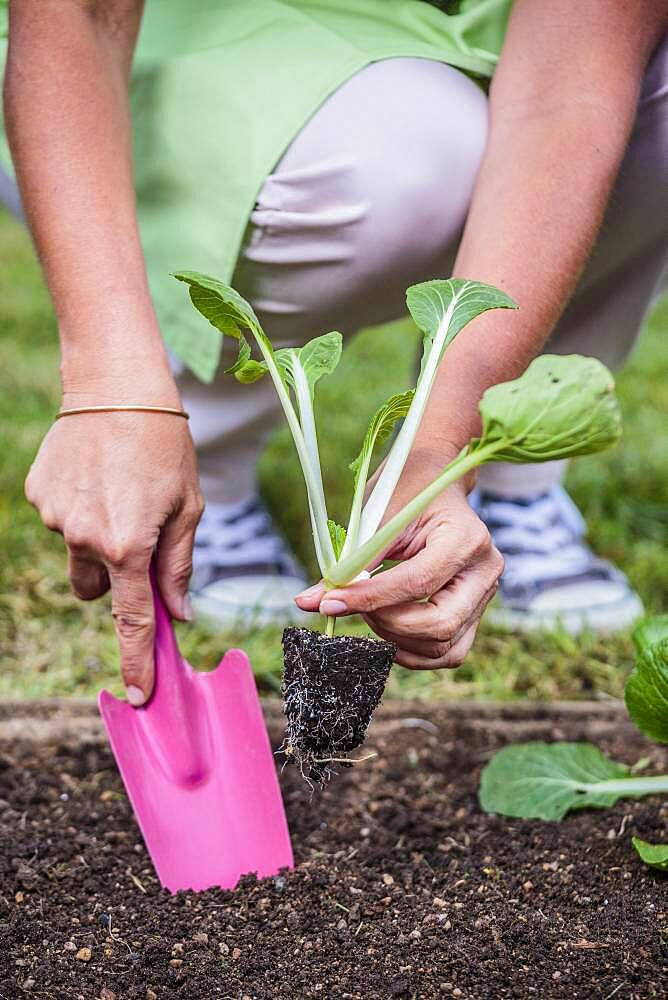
[25,391,204,706]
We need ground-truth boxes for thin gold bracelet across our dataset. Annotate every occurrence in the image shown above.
[56,404,189,420]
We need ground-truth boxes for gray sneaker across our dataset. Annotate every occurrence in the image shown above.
[470,485,643,635]
[190,496,310,627]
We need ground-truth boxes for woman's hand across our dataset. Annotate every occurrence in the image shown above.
[25,388,204,704]
[296,447,503,669]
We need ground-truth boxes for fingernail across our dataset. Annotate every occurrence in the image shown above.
[181,593,193,622]
[319,599,348,616]
[297,583,325,600]
[126,685,146,707]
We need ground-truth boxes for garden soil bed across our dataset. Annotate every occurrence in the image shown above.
[0,699,666,999]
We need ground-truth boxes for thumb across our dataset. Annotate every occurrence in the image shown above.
[155,503,201,622]
[108,555,155,706]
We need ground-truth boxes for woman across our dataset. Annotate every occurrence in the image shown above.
[2,0,667,705]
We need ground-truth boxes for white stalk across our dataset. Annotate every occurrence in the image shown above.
[339,446,373,560]
[585,775,668,796]
[255,345,335,576]
[290,353,336,571]
[357,293,460,544]
[307,495,327,575]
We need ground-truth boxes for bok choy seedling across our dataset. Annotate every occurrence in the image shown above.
[175,272,621,595]
[175,270,623,781]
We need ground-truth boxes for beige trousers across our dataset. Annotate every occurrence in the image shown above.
[177,45,668,504]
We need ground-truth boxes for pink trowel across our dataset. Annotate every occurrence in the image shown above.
[98,572,293,892]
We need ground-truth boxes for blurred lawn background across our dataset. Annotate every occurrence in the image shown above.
[1,207,666,701]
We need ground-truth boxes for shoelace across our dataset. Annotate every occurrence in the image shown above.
[192,496,302,585]
[470,486,603,590]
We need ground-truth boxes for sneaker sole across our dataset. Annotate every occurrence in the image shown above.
[484,591,644,636]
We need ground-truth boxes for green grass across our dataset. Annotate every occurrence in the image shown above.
[1,207,666,702]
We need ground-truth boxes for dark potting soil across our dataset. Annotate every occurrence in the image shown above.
[281,628,395,783]
[0,704,667,1000]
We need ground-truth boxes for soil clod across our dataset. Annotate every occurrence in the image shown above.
[281,627,395,782]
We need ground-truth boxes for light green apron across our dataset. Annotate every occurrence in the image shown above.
[0,0,512,380]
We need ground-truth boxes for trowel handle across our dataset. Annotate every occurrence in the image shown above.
[146,561,190,698]
[142,563,209,784]
[149,558,173,622]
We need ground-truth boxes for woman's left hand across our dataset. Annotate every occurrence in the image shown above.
[295,447,504,669]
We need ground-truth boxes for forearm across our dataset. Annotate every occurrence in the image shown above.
[4,0,178,403]
[414,0,668,459]
[422,107,630,453]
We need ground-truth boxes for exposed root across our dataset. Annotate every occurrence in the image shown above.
[312,752,378,766]
[280,628,395,786]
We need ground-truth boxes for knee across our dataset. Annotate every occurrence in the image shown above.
[236,60,489,336]
[357,63,488,265]
[401,68,488,231]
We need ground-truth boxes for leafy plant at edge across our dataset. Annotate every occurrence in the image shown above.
[479,615,668,870]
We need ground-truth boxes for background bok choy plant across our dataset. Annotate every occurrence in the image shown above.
[479,616,668,870]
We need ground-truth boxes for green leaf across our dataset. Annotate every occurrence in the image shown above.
[350,390,415,487]
[327,520,347,559]
[633,615,668,658]
[479,742,633,821]
[407,279,517,376]
[624,637,668,745]
[272,332,342,398]
[356,280,516,547]
[173,271,276,385]
[476,355,622,462]
[224,334,267,384]
[297,332,342,395]
[632,837,668,871]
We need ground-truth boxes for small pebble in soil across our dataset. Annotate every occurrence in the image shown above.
[391,977,410,997]
[75,947,92,962]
